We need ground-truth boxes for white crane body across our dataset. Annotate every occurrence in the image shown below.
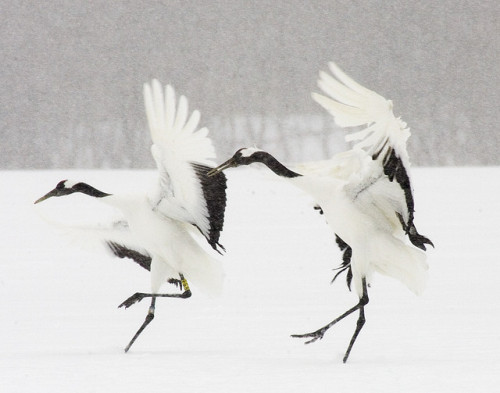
[289,168,427,298]
[102,193,223,296]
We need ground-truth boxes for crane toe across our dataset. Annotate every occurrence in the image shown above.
[119,292,147,309]
[291,330,325,344]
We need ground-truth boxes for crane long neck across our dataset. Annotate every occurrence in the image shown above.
[253,152,302,178]
[73,182,111,198]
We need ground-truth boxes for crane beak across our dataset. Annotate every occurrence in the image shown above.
[207,158,237,177]
[34,188,59,204]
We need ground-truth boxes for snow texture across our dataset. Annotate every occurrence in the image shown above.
[1,168,499,392]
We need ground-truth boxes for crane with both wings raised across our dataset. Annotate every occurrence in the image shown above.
[35,80,228,352]
[208,62,433,363]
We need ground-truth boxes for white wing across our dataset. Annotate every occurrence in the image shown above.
[313,63,432,250]
[293,149,372,182]
[35,204,152,267]
[312,62,411,166]
[143,80,227,252]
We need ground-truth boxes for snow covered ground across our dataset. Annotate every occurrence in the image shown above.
[1,167,498,392]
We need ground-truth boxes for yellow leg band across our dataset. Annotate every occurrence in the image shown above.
[181,277,190,292]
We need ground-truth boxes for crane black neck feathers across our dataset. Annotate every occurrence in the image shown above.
[247,151,302,178]
[70,182,111,198]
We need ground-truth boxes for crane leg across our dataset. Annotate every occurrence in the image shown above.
[343,303,366,363]
[120,274,192,353]
[292,277,369,363]
[123,297,156,353]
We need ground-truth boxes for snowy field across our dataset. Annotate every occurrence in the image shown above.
[1,167,499,392]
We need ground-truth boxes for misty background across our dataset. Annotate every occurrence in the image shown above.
[1,0,498,169]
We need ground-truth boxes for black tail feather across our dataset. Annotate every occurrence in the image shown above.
[333,235,353,291]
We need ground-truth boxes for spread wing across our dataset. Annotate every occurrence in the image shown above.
[313,62,432,250]
[143,80,227,252]
[313,62,411,163]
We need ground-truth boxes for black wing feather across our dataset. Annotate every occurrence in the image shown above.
[191,163,228,253]
[107,241,152,270]
[107,241,183,287]
[380,148,434,250]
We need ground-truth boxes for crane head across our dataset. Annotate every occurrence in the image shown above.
[35,180,110,204]
[207,148,264,176]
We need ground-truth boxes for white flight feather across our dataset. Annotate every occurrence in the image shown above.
[34,204,148,262]
[143,80,216,239]
[313,62,411,167]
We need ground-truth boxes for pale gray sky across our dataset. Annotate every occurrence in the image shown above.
[1,0,498,168]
